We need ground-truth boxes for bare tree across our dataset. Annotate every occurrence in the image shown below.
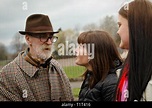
[0,42,8,60]
[99,15,118,38]
[52,29,78,59]
[10,32,27,58]
[99,15,121,47]
[82,23,98,31]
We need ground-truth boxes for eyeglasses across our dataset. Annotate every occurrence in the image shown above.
[27,33,58,43]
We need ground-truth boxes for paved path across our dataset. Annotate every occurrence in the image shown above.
[70,81,83,101]
[56,58,77,67]
[70,81,83,89]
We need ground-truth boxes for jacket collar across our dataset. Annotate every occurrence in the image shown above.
[14,51,39,77]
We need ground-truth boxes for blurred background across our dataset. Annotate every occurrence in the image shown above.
[0,0,128,100]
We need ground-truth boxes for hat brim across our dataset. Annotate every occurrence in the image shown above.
[19,30,59,35]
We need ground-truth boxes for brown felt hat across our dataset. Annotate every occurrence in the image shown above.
[19,14,59,35]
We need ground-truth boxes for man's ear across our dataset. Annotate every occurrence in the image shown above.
[25,35,31,45]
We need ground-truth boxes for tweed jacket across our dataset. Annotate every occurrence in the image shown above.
[0,51,74,101]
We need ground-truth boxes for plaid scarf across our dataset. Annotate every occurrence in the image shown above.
[116,64,129,101]
[49,60,74,101]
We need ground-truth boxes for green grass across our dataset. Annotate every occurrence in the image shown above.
[72,88,80,100]
[63,65,84,101]
[63,66,84,100]
[0,60,11,72]
[63,66,85,79]
[0,60,9,66]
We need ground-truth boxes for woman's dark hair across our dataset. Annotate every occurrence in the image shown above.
[77,30,122,89]
[116,0,152,101]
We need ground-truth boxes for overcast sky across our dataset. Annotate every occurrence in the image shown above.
[0,0,126,47]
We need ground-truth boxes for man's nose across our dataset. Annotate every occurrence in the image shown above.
[46,38,52,45]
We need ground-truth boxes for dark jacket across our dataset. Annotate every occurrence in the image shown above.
[78,66,121,101]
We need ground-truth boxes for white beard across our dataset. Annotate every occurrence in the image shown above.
[33,44,52,61]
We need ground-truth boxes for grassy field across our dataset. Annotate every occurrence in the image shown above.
[63,65,85,100]
[72,88,80,101]
[63,65,85,79]
[0,60,10,67]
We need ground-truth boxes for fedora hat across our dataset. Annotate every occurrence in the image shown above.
[19,14,59,35]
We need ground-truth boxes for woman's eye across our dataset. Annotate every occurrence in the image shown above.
[118,23,121,28]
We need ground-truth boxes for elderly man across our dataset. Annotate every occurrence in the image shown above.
[0,14,74,101]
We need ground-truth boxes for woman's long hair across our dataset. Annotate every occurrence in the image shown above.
[116,0,152,101]
[77,30,122,89]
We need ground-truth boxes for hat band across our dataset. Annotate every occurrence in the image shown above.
[25,26,53,32]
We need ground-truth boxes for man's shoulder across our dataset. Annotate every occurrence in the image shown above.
[0,60,18,81]
[50,58,66,74]
[50,58,62,67]
[1,51,24,73]
[1,59,18,75]
[1,60,14,70]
